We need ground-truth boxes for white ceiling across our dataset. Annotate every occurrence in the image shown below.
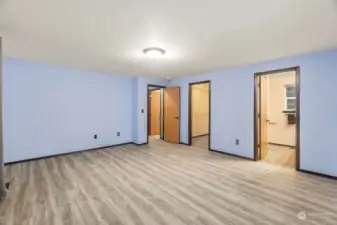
[1,0,337,79]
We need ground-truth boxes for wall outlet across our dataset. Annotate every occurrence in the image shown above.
[117,132,120,136]
[141,109,144,113]
[94,134,98,139]
[236,139,239,145]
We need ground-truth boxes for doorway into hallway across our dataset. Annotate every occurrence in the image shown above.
[147,85,181,144]
[188,81,211,150]
[254,67,300,169]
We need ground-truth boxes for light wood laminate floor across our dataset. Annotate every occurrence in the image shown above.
[192,135,209,150]
[1,140,337,225]
[264,144,296,169]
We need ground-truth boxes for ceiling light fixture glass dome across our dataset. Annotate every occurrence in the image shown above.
[143,47,166,59]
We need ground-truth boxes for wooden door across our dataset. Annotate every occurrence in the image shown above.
[150,90,161,135]
[260,76,268,160]
[164,87,180,143]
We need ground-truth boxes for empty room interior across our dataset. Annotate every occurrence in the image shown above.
[0,0,337,224]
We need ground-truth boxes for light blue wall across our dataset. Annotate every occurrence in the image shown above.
[3,58,133,163]
[131,77,138,143]
[133,77,167,144]
[3,49,337,177]
[170,49,337,177]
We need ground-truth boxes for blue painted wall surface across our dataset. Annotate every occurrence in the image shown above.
[3,49,337,177]
[170,49,337,177]
[3,58,133,163]
[131,77,138,143]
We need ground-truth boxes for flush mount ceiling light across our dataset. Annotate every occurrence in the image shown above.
[143,47,166,59]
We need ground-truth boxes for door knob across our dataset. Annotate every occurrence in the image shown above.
[175,117,179,119]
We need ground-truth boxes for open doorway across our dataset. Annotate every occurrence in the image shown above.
[147,85,181,144]
[188,81,211,150]
[147,85,165,144]
[254,67,300,170]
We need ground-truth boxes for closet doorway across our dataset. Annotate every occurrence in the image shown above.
[188,81,211,150]
[147,85,165,143]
